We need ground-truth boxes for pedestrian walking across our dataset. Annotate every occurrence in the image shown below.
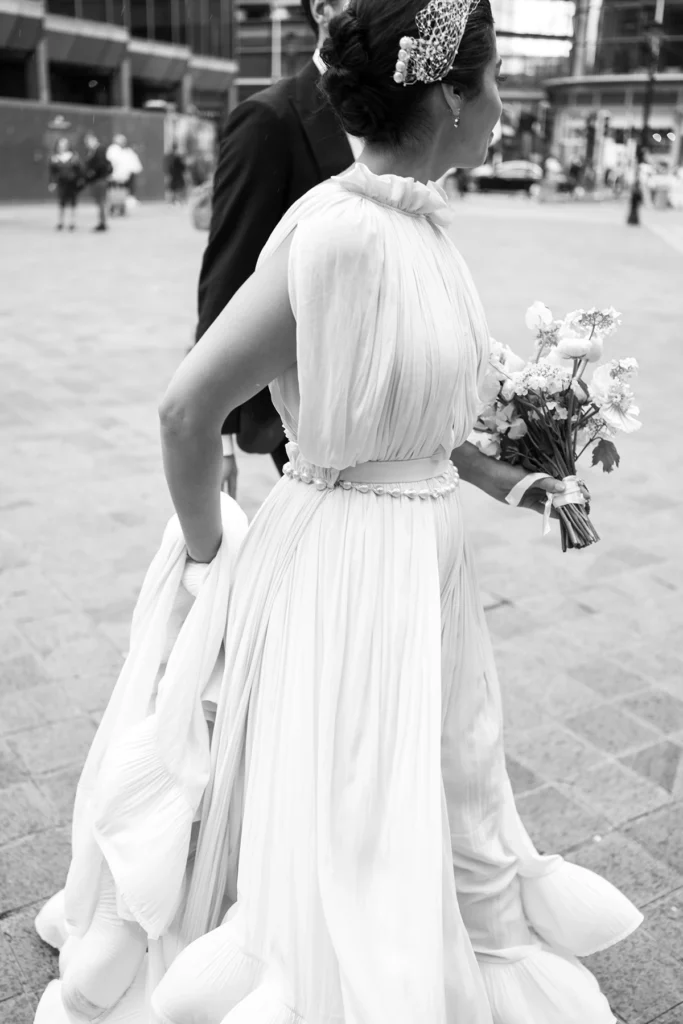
[166,146,187,204]
[188,152,212,188]
[83,131,112,232]
[48,137,83,231]
[196,0,355,497]
[107,134,143,215]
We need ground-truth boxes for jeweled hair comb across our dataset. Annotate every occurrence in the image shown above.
[393,0,481,86]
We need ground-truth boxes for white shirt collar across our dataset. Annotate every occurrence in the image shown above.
[313,48,326,76]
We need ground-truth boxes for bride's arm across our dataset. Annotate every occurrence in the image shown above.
[159,236,296,563]
[451,441,566,515]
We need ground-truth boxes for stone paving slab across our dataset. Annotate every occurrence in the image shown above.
[0,198,682,1021]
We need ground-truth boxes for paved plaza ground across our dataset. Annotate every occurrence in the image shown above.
[0,192,682,1023]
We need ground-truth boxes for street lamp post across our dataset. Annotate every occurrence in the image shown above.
[627,18,665,225]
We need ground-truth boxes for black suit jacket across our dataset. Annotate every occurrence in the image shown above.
[196,60,354,437]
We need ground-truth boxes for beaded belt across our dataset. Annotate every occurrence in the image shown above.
[283,455,459,499]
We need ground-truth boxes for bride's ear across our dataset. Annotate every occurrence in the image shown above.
[440,84,462,123]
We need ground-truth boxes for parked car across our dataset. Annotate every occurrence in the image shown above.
[469,160,543,193]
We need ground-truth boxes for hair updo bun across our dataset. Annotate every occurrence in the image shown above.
[320,0,495,148]
[320,11,394,142]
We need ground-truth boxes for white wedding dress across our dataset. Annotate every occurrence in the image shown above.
[34,164,641,1024]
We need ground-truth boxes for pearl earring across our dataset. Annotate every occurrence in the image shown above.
[453,113,461,129]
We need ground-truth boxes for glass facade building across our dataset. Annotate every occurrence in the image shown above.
[43,0,234,55]
[232,0,313,103]
[547,0,683,173]
[493,0,575,85]
[575,0,683,75]
[486,0,576,160]
[1,1,237,114]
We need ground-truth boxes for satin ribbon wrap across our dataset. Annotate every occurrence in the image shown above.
[505,473,585,536]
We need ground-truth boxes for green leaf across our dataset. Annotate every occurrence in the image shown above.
[591,438,620,473]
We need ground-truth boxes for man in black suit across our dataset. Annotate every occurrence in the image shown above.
[196,0,357,496]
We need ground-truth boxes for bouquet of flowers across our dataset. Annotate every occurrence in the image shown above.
[470,302,641,551]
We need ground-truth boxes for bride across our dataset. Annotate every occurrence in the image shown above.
[33,0,642,1021]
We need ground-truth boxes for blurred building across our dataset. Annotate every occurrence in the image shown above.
[491,0,575,161]
[547,0,683,173]
[233,0,312,104]
[0,0,237,199]
[232,0,577,155]
[0,0,237,115]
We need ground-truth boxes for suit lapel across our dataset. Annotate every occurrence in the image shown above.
[291,61,354,182]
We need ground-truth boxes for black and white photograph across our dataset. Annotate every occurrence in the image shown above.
[0,0,682,1022]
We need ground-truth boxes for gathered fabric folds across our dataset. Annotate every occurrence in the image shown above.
[33,165,639,1024]
[34,493,248,1022]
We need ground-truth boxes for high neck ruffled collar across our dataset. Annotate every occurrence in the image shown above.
[332,163,453,227]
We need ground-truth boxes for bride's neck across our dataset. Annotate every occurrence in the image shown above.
[358,143,445,185]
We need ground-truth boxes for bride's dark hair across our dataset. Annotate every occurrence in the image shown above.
[320,0,495,147]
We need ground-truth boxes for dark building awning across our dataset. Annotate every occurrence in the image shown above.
[45,13,128,68]
[129,38,191,84]
[0,0,43,51]
[190,54,238,93]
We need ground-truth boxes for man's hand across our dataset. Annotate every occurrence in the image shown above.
[220,454,238,499]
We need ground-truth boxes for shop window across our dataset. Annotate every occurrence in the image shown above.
[239,52,272,77]
[81,0,109,21]
[152,0,174,41]
[0,50,28,98]
[49,62,113,104]
[599,90,627,105]
[133,76,180,108]
[129,0,150,38]
[47,0,77,14]
[660,37,683,70]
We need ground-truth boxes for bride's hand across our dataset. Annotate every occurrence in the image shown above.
[182,557,212,597]
[483,460,567,515]
[451,443,590,516]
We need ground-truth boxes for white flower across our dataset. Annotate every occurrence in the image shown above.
[489,337,506,363]
[506,362,572,398]
[493,403,528,438]
[500,376,518,401]
[570,379,588,402]
[469,430,501,458]
[525,301,553,331]
[556,320,593,358]
[538,347,564,368]
[613,357,639,378]
[557,335,592,359]
[565,307,621,335]
[479,370,502,405]
[563,308,586,328]
[590,364,641,433]
[508,418,528,440]
[546,400,569,420]
[604,403,641,433]
[490,341,527,376]
[476,405,498,431]
[596,418,619,439]
[585,307,622,335]
[506,350,527,373]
